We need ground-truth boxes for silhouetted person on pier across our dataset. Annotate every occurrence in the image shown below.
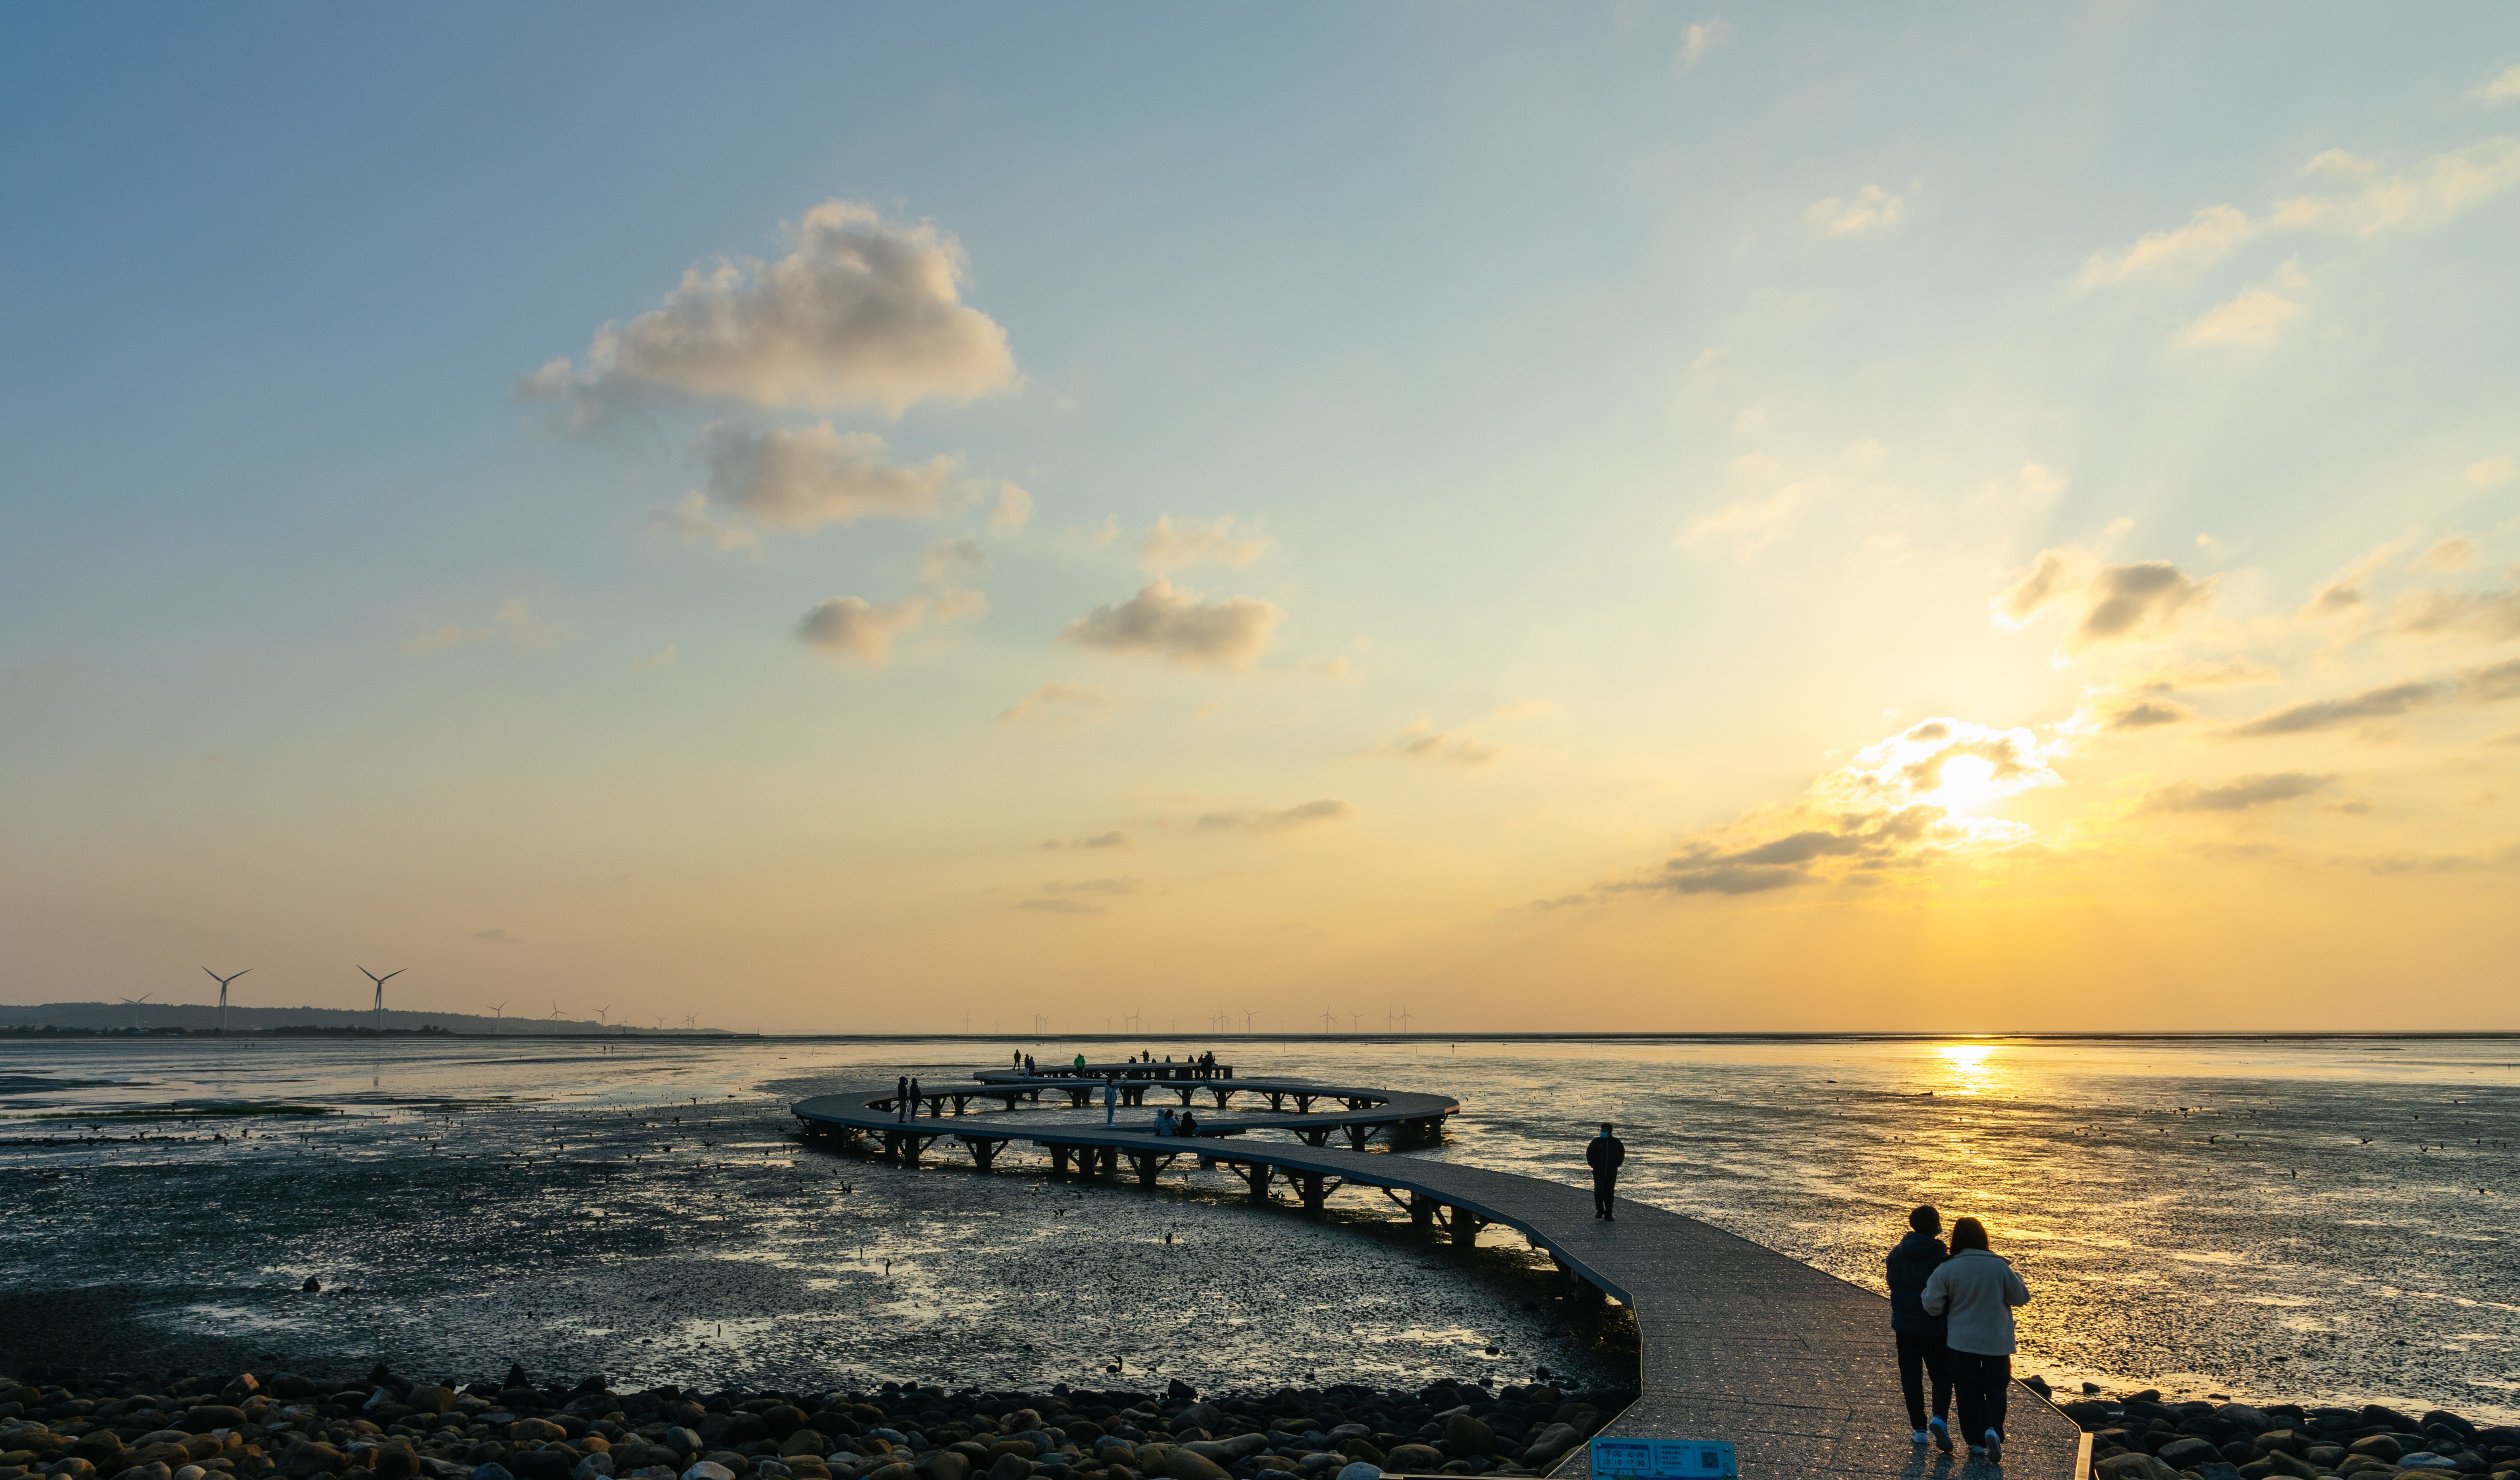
[896,1076,909,1122]
[1178,1110,1199,1136]
[1887,1205,1955,1451]
[1921,1215,2030,1465]
[1587,1122,1625,1218]
[908,1076,922,1118]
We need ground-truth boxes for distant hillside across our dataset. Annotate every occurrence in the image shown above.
[0,1001,728,1035]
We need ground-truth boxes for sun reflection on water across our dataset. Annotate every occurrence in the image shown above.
[1938,1041,1999,1094]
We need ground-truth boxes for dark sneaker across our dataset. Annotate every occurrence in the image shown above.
[1930,1418,1952,1453]
[1983,1430,2002,1465]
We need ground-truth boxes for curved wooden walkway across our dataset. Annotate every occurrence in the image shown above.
[792,1078,2085,1480]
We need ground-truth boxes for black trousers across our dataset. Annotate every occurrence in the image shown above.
[1947,1350,2010,1442]
[1895,1332,1952,1431]
[1592,1170,1618,1216]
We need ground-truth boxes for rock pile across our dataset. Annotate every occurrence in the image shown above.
[2053,1391,2518,1480]
[0,1367,1632,1480]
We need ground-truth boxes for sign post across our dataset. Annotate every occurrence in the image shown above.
[1585,1439,1738,1480]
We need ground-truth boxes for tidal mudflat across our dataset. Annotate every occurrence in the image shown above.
[1,1036,2512,1422]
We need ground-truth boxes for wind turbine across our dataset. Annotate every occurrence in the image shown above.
[1319,1005,1337,1031]
[1242,1006,1260,1033]
[119,994,152,1031]
[548,1000,565,1030]
[1397,1004,1414,1032]
[203,968,250,1035]
[487,1000,508,1034]
[359,968,405,1033]
[684,1013,696,1030]
[596,1004,611,1029]
[1349,1010,1363,1032]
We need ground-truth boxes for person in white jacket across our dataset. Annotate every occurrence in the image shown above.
[1920,1216,2031,1465]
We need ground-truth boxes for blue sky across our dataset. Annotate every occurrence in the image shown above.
[5,6,2518,1030]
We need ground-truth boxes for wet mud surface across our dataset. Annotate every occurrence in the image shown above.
[2,1035,2513,1422]
[0,1072,1635,1393]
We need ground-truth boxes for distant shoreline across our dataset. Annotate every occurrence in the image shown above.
[2,1021,2515,1045]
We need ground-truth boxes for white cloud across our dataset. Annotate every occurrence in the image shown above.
[1992,548,2088,628]
[2465,455,2517,488]
[795,590,984,662]
[2415,536,2480,573]
[1805,185,1905,237]
[1043,830,1132,850]
[922,537,987,584]
[699,422,959,531]
[1059,580,1283,669]
[2481,65,2520,102]
[2177,287,2305,348]
[2080,138,2520,296]
[2018,462,2068,501]
[1390,725,1501,767]
[998,682,1116,722]
[1041,876,1145,896]
[1195,799,1356,833]
[1675,17,1731,70]
[1139,515,1271,572]
[1608,718,2064,899]
[1017,898,1103,916]
[648,490,762,554]
[2269,136,2520,235]
[1992,549,2215,656]
[2077,204,2258,286]
[988,482,1034,533]
[2137,772,2332,814]
[1684,479,1816,554]
[403,599,569,656]
[2065,562,2216,654]
[517,198,1015,420]
[2298,539,2405,623]
[2391,585,2520,642]
[2227,656,2520,738]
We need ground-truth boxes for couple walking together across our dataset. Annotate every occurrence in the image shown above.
[1888,1206,2032,1465]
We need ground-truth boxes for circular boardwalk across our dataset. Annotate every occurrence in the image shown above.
[793,1065,2084,1480]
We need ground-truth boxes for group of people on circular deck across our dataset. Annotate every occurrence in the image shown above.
[1007,1049,1226,1078]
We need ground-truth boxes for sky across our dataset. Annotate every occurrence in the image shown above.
[3,5,2518,1033]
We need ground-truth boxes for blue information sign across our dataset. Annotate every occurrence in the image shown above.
[1585,1438,1738,1479]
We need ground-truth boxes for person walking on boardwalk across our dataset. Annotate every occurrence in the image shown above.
[1887,1205,1955,1452]
[1587,1122,1625,1219]
[908,1076,922,1118]
[1103,1076,1118,1126]
[895,1076,909,1122]
[1920,1215,2031,1465]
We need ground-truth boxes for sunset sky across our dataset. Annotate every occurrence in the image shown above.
[4,7,2518,1032]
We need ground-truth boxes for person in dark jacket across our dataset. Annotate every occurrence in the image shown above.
[1886,1205,1955,1451]
[1586,1122,1626,1219]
